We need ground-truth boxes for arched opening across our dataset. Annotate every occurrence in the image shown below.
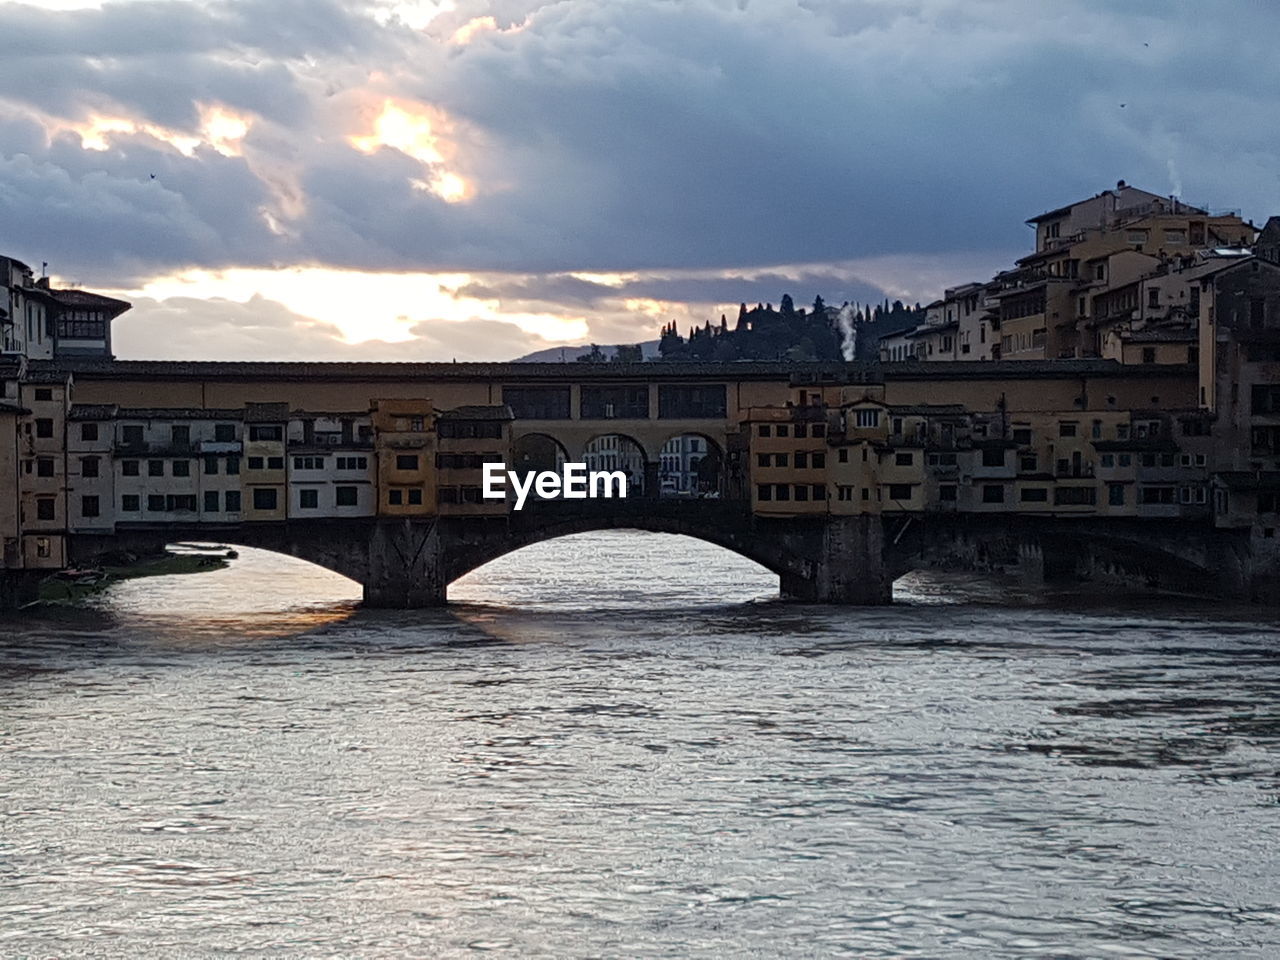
[658,433,723,498]
[512,432,569,475]
[449,529,777,610]
[88,544,359,635]
[583,434,647,496]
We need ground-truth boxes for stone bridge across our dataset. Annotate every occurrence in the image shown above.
[62,501,1270,608]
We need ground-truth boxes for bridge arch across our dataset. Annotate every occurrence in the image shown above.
[439,510,809,589]
[582,433,649,494]
[656,432,724,497]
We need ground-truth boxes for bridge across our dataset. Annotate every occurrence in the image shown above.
[4,357,1277,608]
[62,500,1261,608]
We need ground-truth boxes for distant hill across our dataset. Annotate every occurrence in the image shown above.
[514,340,662,362]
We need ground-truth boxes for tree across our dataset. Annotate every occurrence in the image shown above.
[779,294,795,318]
[613,343,643,363]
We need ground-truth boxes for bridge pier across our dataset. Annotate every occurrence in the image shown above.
[781,515,892,604]
[362,519,446,608]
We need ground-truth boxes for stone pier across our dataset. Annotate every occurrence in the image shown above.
[362,519,446,608]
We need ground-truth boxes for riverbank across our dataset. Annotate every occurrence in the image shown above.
[36,551,231,604]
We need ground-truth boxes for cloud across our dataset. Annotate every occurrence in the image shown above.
[2,0,1278,358]
[112,293,571,361]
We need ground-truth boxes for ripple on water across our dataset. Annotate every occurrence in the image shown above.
[2,535,1280,958]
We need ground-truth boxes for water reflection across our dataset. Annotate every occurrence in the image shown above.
[2,532,1280,958]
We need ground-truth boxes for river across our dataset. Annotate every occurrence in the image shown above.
[3,531,1280,958]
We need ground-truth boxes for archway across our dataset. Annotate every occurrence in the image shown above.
[512,432,568,475]
[449,529,778,609]
[658,433,724,498]
[583,433,647,496]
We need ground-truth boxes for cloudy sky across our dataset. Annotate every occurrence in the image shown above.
[2,0,1277,361]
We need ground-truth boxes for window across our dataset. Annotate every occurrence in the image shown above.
[249,425,282,441]
[37,458,54,477]
[148,460,164,477]
[504,386,572,420]
[895,452,914,466]
[1119,454,1132,467]
[172,460,191,478]
[34,388,53,401]
[658,385,726,419]
[1139,486,1176,505]
[1055,486,1098,506]
[204,456,219,475]
[80,423,98,441]
[36,497,55,520]
[246,457,264,470]
[776,424,789,437]
[794,485,809,502]
[226,456,241,475]
[81,457,99,478]
[336,486,358,507]
[854,409,880,428]
[120,425,144,447]
[1012,428,1033,445]
[299,489,319,509]
[1020,455,1038,472]
[396,454,419,471]
[389,489,403,505]
[837,485,853,502]
[939,484,957,501]
[1109,484,1125,507]
[121,494,140,512]
[171,425,190,447]
[580,385,649,420]
[756,453,769,468]
[758,425,771,438]
[225,491,241,512]
[811,484,826,501]
[757,484,772,501]
[267,457,284,470]
[1101,454,1115,468]
[812,453,825,469]
[147,494,165,512]
[122,460,139,476]
[166,495,197,512]
[35,418,53,438]
[794,424,807,439]
[982,484,1005,503]
[253,488,278,511]
[838,449,849,463]
[774,484,790,501]
[204,491,220,512]
[888,483,912,501]
[1058,421,1077,437]
[812,424,825,438]
[774,453,788,468]
[981,448,1004,468]
[1020,487,1048,502]
[294,456,325,470]
[1142,347,1156,364]
[795,452,808,469]
[215,423,236,442]
[1148,288,1160,309]
[408,488,423,505]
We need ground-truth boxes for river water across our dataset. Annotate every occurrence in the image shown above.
[3,532,1280,958]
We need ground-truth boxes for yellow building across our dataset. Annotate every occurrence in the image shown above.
[372,398,435,515]
[18,373,70,568]
[435,405,513,516]
[242,402,288,522]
